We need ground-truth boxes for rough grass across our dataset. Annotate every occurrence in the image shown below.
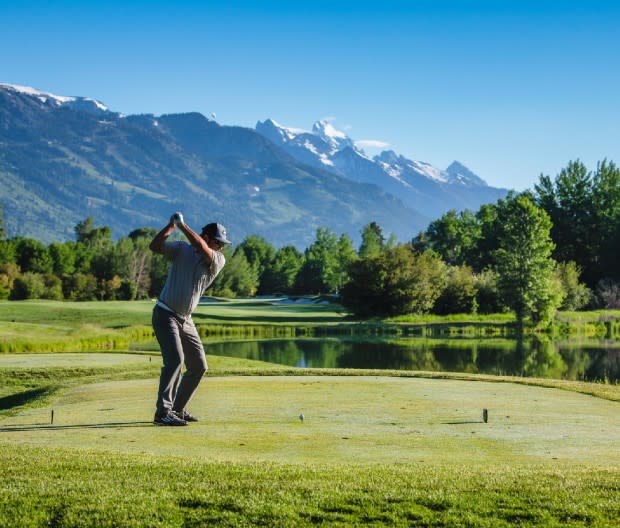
[1,445,618,527]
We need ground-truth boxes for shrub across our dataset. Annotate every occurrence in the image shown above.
[555,261,592,310]
[10,272,46,299]
[341,245,447,317]
[433,265,477,315]
[595,279,620,309]
[62,273,98,301]
[474,270,504,314]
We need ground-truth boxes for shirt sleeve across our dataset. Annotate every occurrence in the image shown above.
[210,250,226,276]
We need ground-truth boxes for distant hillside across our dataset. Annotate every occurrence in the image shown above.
[0,83,506,248]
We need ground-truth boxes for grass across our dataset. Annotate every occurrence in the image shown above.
[0,298,347,327]
[1,445,618,527]
[1,372,619,526]
[3,375,619,464]
[0,300,619,526]
[0,373,619,526]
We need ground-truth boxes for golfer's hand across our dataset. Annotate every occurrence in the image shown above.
[170,212,184,226]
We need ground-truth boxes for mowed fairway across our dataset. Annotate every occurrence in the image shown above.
[2,375,618,465]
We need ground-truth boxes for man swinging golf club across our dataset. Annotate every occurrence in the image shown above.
[150,212,230,426]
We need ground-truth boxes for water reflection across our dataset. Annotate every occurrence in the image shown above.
[204,337,620,382]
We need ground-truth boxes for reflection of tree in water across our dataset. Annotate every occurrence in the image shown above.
[206,338,620,381]
[519,337,566,379]
[335,341,442,370]
[571,343,620,382]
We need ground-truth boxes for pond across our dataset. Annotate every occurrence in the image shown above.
[202,337,620,382]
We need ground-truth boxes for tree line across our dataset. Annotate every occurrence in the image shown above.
[0,159,618,326]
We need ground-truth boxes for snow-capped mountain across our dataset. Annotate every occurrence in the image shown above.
[0,83,427,246]
[312,119,355,151]
[0,83,110,116]
[255,119,508,218]
[255,118,339,169]
[445,161,488,186]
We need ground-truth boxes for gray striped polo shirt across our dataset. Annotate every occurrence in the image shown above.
[158,241,226,317]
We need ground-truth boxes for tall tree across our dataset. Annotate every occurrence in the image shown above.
[210,247,258,297]
[418,209,480,266]
[260,245,303,294]
[534,161,596,283]
[13,238,53,274]
[591,159,620,282]
[48,241,77,275]
[295,227,339,293]
[236,235,276,292]
[494,194,562,327]
[359,222,385,258]
[334,234,357,292]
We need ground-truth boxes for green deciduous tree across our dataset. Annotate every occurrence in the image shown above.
[48,242,76,275]
[433,265,478,315]
[473,269,504,314]
[341,245,447,317]
[14,238,53,274]
[591,160,620,282]
[534,160,594,281]
[334,234,357,292]
[62,273,98,301]
[295,227,340,294]
[359,222,385,258]
[236,235,276,293]
[494,194,562,327]
[555,261,592,311]
[0,239,16,266]
[419,210,480,266]
[210,247,259,297]
[10,272,46,300]
[260,245,303,294]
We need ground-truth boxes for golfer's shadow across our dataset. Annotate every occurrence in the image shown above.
[0,421,153,432]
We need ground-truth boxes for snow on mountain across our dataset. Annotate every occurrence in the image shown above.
[311,120,355,151]
[0,83,109,114]
[256,118,337,168]
[445,161,487,186]
[254,117,501,219]
[255,118,488,191]
[374,151,448,184]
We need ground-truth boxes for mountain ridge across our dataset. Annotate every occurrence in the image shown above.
[254,118,508,219]
[0,85,429,247]
[0,84,508,247]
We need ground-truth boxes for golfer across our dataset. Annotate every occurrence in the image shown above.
[150,212,230,426]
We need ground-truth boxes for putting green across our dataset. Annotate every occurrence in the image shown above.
[1,376,618,466]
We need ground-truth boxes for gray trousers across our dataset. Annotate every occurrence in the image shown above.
[152,305,208,416]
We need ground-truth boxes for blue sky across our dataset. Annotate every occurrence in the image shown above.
[2,0,619,190]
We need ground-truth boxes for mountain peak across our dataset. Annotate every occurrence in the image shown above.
[312,120,353,151]
[256,118,310,142]
[445,161,487,186]
[0,83,109,115]
[374,150,402,165]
